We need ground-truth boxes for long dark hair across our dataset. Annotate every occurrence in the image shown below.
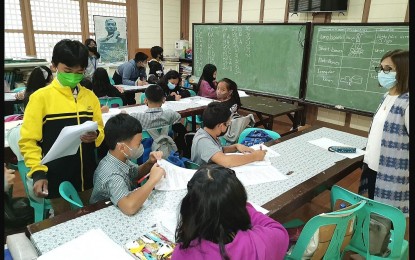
[217,78,242,109]
[84,38,100,59]
[92,67,113,94]
[157,70,182,93]
[196,64,217,94]
[24,66,52,107]
[175,164,251,260]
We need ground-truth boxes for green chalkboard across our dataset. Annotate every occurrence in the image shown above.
[305,24,409,113]
[193,23,307,99]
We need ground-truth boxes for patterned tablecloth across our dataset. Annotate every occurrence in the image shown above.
[31,127,367,254]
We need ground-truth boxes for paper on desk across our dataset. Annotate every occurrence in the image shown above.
[308,137,365,159]
[41,121,98,164]
[195,99,213,106]
[238,90,249,97]
[4,92,16,101]
[231,163,287,186]
[38,228,133,260]
[249,144,281,160]
[154,159,196,191]
[248,201,270,215]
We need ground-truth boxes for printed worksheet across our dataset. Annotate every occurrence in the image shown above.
[154,159,196,191]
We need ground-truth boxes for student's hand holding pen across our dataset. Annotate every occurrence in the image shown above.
[148,163,166,184]
[235,144,255,154]
[252,150,267,161]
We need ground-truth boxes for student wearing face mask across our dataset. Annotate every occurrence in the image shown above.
[84,39,100,81]
[148,46,164,82]
[359,50,409,220]
[19,39,105,216]
[90,113,166,216]
[157,70,190,101]
[191,102,266,167]
[216,78,242,112]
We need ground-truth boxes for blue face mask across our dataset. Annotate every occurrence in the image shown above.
[167,81,176,90]
[377,71,397,89]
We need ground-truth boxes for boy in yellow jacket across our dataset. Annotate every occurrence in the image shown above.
[19,39,105,215]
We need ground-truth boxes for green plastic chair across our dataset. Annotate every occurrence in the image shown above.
[17,160,52,223]
[59,181,84,209]
[140,93,146,104]
[184,90,203,130]
[98,97,123,108]
[11,86,26,93]
[184,161,200,170]
[285,200,367,260]
[330,185,409,260]
[237,127,281,144]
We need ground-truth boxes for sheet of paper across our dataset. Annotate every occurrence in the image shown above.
[38,229,133,260]
[160,214,178,236]
[249,144,281,160]
[238,90,249,97]
[41,121,98,164]
[231,163,287,186]
[154,159,196,191]
[119,84,149,91]
[4,93,16,101]
[195,99,213,106]
[308,137,365,159]
[248,201,269,215]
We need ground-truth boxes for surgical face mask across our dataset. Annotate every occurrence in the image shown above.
[218,123,230,137]
[377,71,397,89]
[56,70,84,88]
[167,81,176,90]
[88,46,97,53]
[121,143,144,160]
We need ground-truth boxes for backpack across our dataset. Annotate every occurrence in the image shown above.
[222,113,255,145]
[147,126,178,159]
[240,129,273,147]
[166,151,191,168]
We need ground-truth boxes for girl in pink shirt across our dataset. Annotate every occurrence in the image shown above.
[197,64,217,99]
[172,164,289,260]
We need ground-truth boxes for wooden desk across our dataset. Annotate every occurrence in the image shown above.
[240,96,303,135]
[26,126,367,255]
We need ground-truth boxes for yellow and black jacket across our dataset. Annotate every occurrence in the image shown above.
[19,79,104,199]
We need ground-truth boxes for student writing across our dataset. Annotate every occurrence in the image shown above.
[157,70,190,101]
[191,102,266,167]
[89,114,166,216]
[172,164,289,260]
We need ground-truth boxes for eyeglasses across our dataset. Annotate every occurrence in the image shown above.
[374,66,394,74]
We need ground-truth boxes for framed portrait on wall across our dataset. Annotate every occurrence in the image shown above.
[93,15,128,63]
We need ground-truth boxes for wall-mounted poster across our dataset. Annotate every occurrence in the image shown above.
[93,15,128,63]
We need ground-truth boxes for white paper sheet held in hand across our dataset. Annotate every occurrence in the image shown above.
[154,159,196,191]
[41,121,98,164]
[308,137,365,159]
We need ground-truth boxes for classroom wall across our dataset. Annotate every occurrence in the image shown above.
[187,0,408,132]
[137,0,181,56]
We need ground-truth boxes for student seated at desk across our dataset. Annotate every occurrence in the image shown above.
[196,63,217,99]
[90,114,166,216]
[92,67,126,107]
[157,70,190,101]
[172,164,289,260]
[112,52,148,86]
[191,102,266,167]
[216,78,242,112]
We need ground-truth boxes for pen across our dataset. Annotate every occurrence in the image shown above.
[286,171,294,175]
[137,173,150,184]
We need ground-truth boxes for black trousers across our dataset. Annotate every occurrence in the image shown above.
[359,163,377,199]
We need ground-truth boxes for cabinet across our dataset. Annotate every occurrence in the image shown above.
[4,61,50,90]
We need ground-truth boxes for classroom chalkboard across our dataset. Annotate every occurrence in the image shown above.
[305,24,409,113]
[193,23,307,99]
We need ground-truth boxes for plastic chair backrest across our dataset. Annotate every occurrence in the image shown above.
[330,185,408,260]
[140,93,146,104]
[12,86,26,93]
[17,160,52,222]
[237,127,281,144]
[184,160,200,170]
[99,97,123,108]
[188,89,196,96]
[59,181,83,209]
[285,201,366,260]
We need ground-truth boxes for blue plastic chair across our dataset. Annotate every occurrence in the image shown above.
[237,127,281,144]
[330,185,409,260]
[59,181,84,210]
[285,201,367,260]
[17,160,52,223]
[98,97,123,108]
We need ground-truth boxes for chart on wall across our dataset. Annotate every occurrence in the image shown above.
[305,24,409,113]
[94,15,128,63]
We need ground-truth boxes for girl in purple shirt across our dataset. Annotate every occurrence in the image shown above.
[172,164,289,260]
[196,64,217,99]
